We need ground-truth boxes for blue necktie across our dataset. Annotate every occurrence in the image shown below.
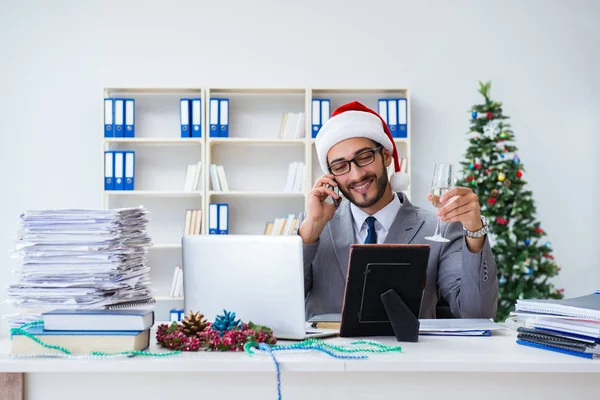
[364,216,377,244]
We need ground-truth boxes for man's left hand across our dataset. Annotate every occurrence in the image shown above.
[428,186,483,232]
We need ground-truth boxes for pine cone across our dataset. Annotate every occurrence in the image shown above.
[212,310,241,337]
[180,311,209,337]
[490,189,499,198]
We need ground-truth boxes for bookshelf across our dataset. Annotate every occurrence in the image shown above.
[101,87,411,318]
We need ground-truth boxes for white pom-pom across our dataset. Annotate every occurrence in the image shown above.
[390,171,410,192]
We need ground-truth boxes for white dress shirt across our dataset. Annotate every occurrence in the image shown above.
[350,192,402,244]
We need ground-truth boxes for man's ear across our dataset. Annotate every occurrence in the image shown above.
[382,148,392,167]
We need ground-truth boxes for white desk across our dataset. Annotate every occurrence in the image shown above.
[0,330,599,400]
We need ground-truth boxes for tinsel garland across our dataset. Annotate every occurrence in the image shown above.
[244,339,403,400]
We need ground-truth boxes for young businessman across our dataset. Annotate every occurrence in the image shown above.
[299,101,498,320]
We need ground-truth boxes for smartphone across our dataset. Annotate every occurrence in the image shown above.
[324,183,340,207]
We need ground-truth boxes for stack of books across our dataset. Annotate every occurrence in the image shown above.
[6,206,154,327]
[512,292,600,359]
[264,213,302,235]
[209,164,229,191]
[183,162,202,192]
[283,161,305,193]
[184,209,202,235]
[279,112,305,139]
[169,265,183,298]
[11,309,154,355]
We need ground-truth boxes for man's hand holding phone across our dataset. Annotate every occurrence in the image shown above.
[298,174,342,244]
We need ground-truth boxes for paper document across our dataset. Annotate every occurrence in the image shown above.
[6,206,154,325]
[418,318,505,336]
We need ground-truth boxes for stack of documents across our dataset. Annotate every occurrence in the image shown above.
[418,318,504,336]
[308,314,504,337]
[512,293,600,359]
[6,206,154,326]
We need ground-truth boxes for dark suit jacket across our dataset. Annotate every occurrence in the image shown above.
[303,192,498,319]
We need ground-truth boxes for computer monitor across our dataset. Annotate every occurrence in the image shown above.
[182,234,337,340]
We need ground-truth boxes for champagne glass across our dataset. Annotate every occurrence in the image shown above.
[424,162,454,243]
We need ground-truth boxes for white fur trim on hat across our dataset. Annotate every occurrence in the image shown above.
[315,111,393,175]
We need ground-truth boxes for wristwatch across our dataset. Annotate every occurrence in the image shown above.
[463,215,489,238]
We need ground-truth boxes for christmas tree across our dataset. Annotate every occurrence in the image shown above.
[456,81,563,322]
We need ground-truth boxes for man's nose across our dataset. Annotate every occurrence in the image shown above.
[347,162,368,182]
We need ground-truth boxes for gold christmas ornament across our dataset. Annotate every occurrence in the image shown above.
[498,173,506,182]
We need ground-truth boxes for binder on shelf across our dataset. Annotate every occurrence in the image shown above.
[170,309,181,322]
[124,151,135,190]
[124,99,135,137]
[180,99,191,138]
[114,99,125,138]
[209,164,221,191]
[397,98,407,138]
[219,98,229,137]
[104,151,114,190]
[321,99,330,126]
[311,99,321,138]
[216,165,229,191]
[387,99,397,138]
[218,203,229,234]
[104,98,114,137]
[194,209,202,234]
[378,99,388,130]
[114,151,124,190]
[209,98,219,138]
[208,203,219,234]
[170,265,184,298]
[191,98,202,138]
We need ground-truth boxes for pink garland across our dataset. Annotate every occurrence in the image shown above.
[156,321,277,352]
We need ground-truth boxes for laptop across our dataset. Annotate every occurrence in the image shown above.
[182,234,338,340]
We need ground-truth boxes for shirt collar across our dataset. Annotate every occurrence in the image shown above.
[350,191,402,234]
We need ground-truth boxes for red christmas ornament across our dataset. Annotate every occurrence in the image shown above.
[516,171,523,178]
[557,288,565,294]
[465,176,474,182]
[486,112,493,119]
[486,168,491,175]
[474,163,481,169]
[504,147,509,152]
[543,253,555,260]
[487,198,497,206]
[535,227,544,234]
[495,217,509,225]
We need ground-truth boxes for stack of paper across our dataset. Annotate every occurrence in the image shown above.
[5,206,154,326]
[511,293,600,359]
[308,314,504,337]
[418,318,504,336]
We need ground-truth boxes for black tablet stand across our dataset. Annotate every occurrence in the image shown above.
[381,289,420,342]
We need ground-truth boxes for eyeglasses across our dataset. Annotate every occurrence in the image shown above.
[328,146,383,176]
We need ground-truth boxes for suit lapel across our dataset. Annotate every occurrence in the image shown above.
[329,202,355,281]
[384,192,424,244]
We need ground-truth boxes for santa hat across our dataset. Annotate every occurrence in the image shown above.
[315,101,410,192]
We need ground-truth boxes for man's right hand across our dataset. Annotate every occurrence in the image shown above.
[298,174,341,244]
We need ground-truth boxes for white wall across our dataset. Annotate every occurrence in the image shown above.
[1,0,599,319]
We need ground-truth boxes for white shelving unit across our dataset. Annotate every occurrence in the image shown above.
[101,87,411,317]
